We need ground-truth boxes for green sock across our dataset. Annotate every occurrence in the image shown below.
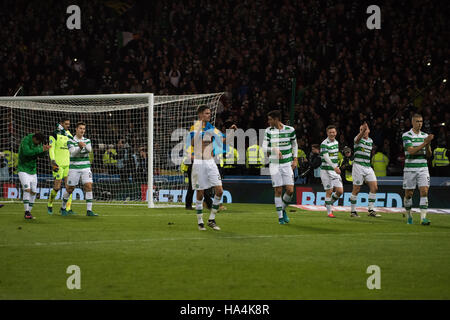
[48,189,57,207]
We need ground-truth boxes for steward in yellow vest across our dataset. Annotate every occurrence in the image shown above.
[339,146,353,183]
[432,147,449,167]
[219,146,239,169]
[371,151,389,177]
[246,144,264,168]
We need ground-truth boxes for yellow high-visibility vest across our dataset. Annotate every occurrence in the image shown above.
[246,144,264,168]
[219,146,239,168]
[371,152,389,177]
[297,149,307,161]
[432,148,449,167]
[103,149,118,165]
[180,145,194,173]
[2,150,18,174]
[180,156,189,173]
[339,158,353,182]
[2,150,18,168]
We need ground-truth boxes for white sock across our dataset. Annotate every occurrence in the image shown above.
[196,199,203,224]
[282,192,293,210]
[419,197,428,220]
[209,195,221,220]
[86,191,93,212]
[61,192,70,209]
[368,192,376,211]
[350,194,357,212]
[275,196,283,218]
[23,191,30,212]
[29,193,36,212]
[331,192,340,203]
[325,197,332,214]
[404,197,412,218]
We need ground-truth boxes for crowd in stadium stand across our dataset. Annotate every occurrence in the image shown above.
[1,0,449,176]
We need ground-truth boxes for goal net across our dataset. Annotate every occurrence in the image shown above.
[0,93,223,208]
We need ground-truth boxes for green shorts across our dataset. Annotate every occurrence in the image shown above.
[53,165,70,180]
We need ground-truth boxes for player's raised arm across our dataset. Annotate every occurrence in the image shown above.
[221,123,237,144]
[354,122,367,144]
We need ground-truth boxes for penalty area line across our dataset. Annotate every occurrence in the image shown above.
[0,231,449,248]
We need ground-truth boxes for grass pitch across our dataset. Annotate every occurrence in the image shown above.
[1,202,449,300]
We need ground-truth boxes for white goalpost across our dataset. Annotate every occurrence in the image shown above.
[0,93,224,208]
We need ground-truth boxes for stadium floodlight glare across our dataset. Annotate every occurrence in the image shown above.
[0,93,223,208]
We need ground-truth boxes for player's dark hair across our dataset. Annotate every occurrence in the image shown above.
[33,132,45,143]
[326,125,337,131]
[60,117,70,123]
[267,110,281,120]
[197,105,210,115]
[76,121,86,128]
[311,144,320,149]
[412,113,423,119]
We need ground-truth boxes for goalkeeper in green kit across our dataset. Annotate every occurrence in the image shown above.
[18,132,51,219]
[47,118,75,215]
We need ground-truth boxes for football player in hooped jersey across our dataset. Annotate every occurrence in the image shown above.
[350,122,380,218]
[319,125,343,218]
[61,121,98,217]
[402,114,434,225]
[262,110,298,225]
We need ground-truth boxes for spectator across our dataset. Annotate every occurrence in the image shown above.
[103,144,118,174]
[116,139,134,181]
[339,146,353,184]
[133,146,148,183]
[0,0,448,176]
[169,66,181,89]
[302,143,322,184]
[372,146,390,177]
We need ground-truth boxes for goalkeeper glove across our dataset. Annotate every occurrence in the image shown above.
[51,161,59,172]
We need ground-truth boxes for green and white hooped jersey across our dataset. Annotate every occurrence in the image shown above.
[353,136,373,167]
[67,136,92,169]
[320,138,339,170]
[402,129,428,172]
[263,125,296,164]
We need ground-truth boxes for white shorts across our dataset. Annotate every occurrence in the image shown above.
[320,169,343,190]
[403,170,430,189]
[192,159,222,190]
[270,163,294,188]
[18,172,38,193]
[67,168,93,186]
[352,163,377,185]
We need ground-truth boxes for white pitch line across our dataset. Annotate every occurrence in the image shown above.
[0,232,449,248]
[0,212,196,217]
